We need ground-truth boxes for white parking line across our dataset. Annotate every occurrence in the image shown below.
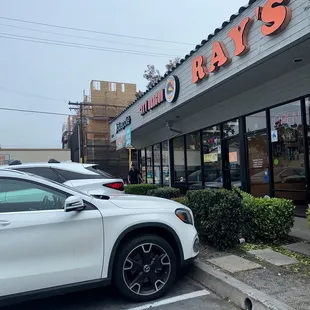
[125,289,210,310]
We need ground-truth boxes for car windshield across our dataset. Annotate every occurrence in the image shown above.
[85,166,115,178]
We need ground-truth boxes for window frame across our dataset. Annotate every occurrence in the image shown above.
[0,177,96,213]
[0,177,70,213]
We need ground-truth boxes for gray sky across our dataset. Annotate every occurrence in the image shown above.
[0,0,246,148]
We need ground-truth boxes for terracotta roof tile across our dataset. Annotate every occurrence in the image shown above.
[110,0,257,123]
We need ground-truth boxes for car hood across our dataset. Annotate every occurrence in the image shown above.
[107,194,186,211]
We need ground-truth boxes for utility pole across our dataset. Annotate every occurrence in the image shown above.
[69,101,86,163]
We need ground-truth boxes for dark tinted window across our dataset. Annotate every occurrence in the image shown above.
[15,167,62,182]
[85,166,114,178]
[55,169,104,181]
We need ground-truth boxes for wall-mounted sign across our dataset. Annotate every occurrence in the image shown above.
[140,89,165,116]
[140,76,180,116]
[165,75,180,103]
[192,0,292,84]
[115,116,131,134]
[116,125,132,150]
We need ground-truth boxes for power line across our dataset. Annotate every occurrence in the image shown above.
[0,16,194,46]
[0,23,189,52]
[0,86,67,102]
[0,32,179,57]
[0,106,71,116]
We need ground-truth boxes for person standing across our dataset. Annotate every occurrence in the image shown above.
[128,164,142,184]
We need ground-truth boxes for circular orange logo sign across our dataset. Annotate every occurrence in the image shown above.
[165,75,179,103]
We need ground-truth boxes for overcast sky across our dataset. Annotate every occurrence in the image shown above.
[0,0,246,148]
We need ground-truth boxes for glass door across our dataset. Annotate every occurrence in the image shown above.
[222,137,241,190]
[247,132,270,197]
[270,101,307,217]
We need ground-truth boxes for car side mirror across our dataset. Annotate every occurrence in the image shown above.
[64,196,84,212]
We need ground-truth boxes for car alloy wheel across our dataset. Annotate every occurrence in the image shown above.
[122,243,171,296]
[114,234,177,302]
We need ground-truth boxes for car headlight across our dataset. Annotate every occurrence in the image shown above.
[175,208,193,225]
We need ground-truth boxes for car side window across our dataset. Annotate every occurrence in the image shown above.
[0,178,68,213]
[15,167,61,183]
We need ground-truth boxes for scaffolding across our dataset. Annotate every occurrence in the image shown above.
[62,80,137,179]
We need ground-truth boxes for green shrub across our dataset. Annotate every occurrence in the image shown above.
[147,187,181,199]
[125,184,157,195]
[235,188,295,242]
[172,196,188,206]
[186,189,247,250]
[307,205,310,229]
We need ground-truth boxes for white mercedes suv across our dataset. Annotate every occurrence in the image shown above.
[3,160,125,195]
[0,169,199,305]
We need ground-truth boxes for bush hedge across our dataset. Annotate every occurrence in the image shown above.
[186,189,247,250]
[125,184,158,195]
[234,188,295,242]
[147,187,181,199]
[172,196,188,206]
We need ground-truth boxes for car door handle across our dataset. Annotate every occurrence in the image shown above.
[0,220,11,227]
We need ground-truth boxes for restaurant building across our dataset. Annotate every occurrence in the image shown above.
[111,0,310,216]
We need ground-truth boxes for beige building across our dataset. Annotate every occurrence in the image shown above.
[61,80,137,179]
[0,149,71,165]
[85,80,136,148]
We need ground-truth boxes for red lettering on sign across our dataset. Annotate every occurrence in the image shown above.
[273,110,301,128]
[256,0,292,36]
[228,17,254,56]
[209,41,231,73]
[192,56,209,83]
[139,89,165,115]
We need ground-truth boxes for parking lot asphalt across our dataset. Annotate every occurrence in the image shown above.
[2,274,238,310]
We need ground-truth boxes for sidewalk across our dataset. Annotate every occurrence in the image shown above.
[193,235,310,310]
[289,217,310,242]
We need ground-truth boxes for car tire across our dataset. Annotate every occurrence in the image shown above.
[113,234,177,302]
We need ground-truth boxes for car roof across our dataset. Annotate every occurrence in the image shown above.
[0,168,29,177]
[1,162,96,171]
[0,168,92,198]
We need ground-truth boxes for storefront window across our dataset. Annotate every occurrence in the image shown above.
[173,136,186,187]
[186,131,202,189]
[270,101,306,206]
[146,147,153,184]
[141,149,146,183]
[202,126,222,188]
[223,119,239,137]
[162,141,170,186]
[246,111,266,132]
[153,144,161,184]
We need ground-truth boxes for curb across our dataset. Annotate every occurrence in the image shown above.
[189,260,296,310]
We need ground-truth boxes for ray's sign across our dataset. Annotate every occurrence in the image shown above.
[192,0,292,84]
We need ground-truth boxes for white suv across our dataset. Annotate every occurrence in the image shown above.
[0,169,199,305]
[3,161,125,195]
